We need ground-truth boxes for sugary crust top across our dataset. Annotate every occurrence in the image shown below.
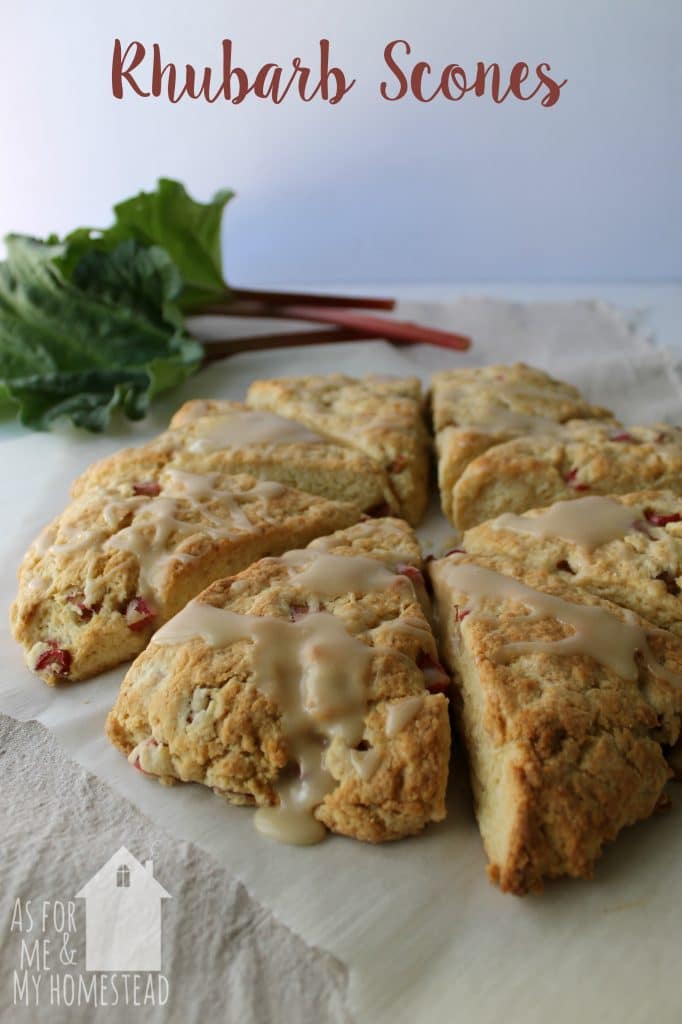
[451,423,682,529]
[247,374,431,524]
[430,363,613,432]
[430,364,615,522]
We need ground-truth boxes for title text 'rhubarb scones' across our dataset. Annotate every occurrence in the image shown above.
[429,552,682,894]
[461,492,682,637]
[430,363,615,524]
[246,373,432,524]
[451,423,682,529]
[106,519,451,844]
[73,399,402,517]
[12,469,361,685]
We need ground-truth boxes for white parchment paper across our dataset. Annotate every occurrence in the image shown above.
[1,300,681,1024]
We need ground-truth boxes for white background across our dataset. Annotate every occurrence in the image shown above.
[1,0,680,286]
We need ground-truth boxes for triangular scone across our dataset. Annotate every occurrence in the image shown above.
[106,519,451,844]
[429,552,682,894]
[11,469,361,685]
[430,363,615,524]
[72,400,399,516]
[451,423,682,529]
[246,374,431,525]
[461,492,682,636]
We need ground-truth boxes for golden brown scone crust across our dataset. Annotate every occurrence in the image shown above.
[12,468,361,685]
[247,374,431,525]
[430,363,615,523]
[106,519,451,843]
[452,423,682,529]
[73,400,398,516]
[462,491,682,635]
[429,551,682,894]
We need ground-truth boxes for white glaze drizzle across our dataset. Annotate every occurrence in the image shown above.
[385,696,424,737]
[440,561,682,686]
[186,409,324,453]
[154,604,375,845]
[491,496,636,551]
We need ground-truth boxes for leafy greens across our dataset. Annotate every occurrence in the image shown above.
[0,179,234,431]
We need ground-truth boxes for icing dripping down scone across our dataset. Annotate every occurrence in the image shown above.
[11,470,362,685]
[428,551,682,894]
[106,519,451,844]
[461,491,682,637]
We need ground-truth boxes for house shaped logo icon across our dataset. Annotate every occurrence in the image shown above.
[76,846,171,972]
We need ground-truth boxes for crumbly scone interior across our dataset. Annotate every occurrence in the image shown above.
[106,518,451,845]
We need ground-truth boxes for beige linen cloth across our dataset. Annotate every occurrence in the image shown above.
[1,298,681,1024]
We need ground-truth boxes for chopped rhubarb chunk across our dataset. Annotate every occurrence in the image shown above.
[66,594,100,621]
[289,603,309,622]
[565,468,589,492]
[395,563,425,587]
[417,651,450,694]
[610,432,635,443]
[644,508,682,528]
[655,571,681,596]
[454,606,471,623]
[126,597,157,631]
[389,455,408,473]
[34,642,71,676]
[133,480,161,497]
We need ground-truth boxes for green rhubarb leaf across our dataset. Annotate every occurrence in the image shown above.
[0,235,203,431]
[60,178,234,309]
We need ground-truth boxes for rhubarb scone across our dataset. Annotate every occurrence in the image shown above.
[429,551,682,894]
[430,363,615,523]
[72,400,400,517]
[106,519,451,844]
[11,469,361,685]
[245,374,431,525]
[461,492,682,637]
[452,423,682,529]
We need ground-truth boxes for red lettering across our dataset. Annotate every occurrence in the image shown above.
[221,39,250,103]
[508,62,531,99]
[381,40,410,101]
[440,64,469,101]
[111,39,149,99]
[536,62,567,108]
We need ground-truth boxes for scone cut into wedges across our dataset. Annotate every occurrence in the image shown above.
[450,421,682,530]
[74,373,431,525]
[12,467,362,685]
[106,518,452,845]
[430,363,615,525]
[429,550,682,894]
